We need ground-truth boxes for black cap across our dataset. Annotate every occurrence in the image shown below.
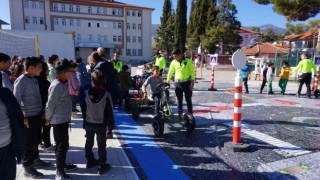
[172,49,182,55]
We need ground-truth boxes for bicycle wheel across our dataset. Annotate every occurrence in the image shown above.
[152,116,164,137]
[131,101,140,121]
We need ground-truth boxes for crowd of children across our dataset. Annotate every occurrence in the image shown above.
[0,49,132,180]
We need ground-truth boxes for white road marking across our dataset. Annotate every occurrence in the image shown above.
[223,122,311,157]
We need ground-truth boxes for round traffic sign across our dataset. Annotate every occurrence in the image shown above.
[231,50,247,69]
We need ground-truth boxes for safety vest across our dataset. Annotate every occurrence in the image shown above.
[111,60,123,72]
[292,59,317,74]
[155,56,166,69]
[167,58,195,82]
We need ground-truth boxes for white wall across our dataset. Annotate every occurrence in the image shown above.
[5,30,75,60]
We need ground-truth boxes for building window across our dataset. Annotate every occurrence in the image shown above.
[103,35,107,42]
[118,36,122,42]
[117,22,122,29]
[112,9,116,15]
[133,36,136,43]
[138,37,142,43]
[39,2,44,10]
[113,22,117,29]
[126,23,130,29]
[62,19,66,26]
[70,19,74,26]
[97,7,101,14]
[97,22,100,28]
[126,49,131,56]
[25,16,30,24]
[32,17,37,24]
[40,17,44,25]
[76,19,80,26]
[138,10,142,17]
[132,49,136,56]
[31,1,36,9]
[98,35,102,42]
[113,36,117,42]
[126,10,130,16]
[24,0,29,8]
[69,5,73,12]
[103,8,107,14]
[132,23,136,30]
[138,49,142,56]
[88,7,92,13]
[53,3,58,11]
[117,9,122,16]
[61,4,66,11]
[77,34,81,41]
[88,22,92,27]
[54,18,59,26]
[89,35,93,41]
[127,36,130,42]
[138,24,142,30]
[132,10,136,16]
[76,5,80,12]
[102,22,107,28]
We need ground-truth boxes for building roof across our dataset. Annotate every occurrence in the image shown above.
[241,42,289,56]
[238,27,259,34]
[53,0,155,10]
[284,29,319,41]
[0,19,9,25]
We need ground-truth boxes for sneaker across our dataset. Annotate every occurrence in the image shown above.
[86,159,98,169]
[106,132,113,139]
[39,143,45,149]
[55,171,71,180]
[163,106,168,112]
[296,94,300,98]
[24,167,44,179]
[43,145,55,153]
[33,158,51,169]
[64,163,78,172]
[244,91,249,94]
[98,163,111,175]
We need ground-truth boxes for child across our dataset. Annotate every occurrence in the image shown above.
[118,65,132,109]
[14,57,51,178]
[46,59,77,180]
[278,61,291,95]
[260,63,269,94]
[10,62,24,83]
[266,63,274,95]
[68,63,80,112]
[255,65,261,80]
[142,66,169,116]
[81,69,114,175]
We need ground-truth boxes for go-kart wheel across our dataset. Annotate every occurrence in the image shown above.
[152,116,164,137]
[131,102,140,121]
[184,113,196,133]
[125,97,132,112]
[314,89,319,99]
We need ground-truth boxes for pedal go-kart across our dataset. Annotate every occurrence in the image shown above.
[131,82,196,137]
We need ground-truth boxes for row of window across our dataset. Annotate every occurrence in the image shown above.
[126,49,142,56]
[24,0,44,10]
[126,36,142,43]
[75,34,142,44]
[126,23,142,30]
[25,16,44,25]
[126,10,142,17]
[53,3,122,16]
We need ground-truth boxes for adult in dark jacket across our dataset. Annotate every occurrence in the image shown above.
[76,57,91,107]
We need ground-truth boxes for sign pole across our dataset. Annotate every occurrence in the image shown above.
[208,65,217,91]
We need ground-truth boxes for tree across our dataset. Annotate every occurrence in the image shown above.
[253,0,320,21]
[251,26,261,33]
[187,0,196,37]
[285,22,306,34]
[175,0,187,52]
[305,20,320,49]
[156,0,175,53]
[260,28,278,42]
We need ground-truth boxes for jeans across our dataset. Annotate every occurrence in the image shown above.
[267,79,273,93]
[152,90,169,115]
[279,79,288,93]
[260,79,267,93]
[243,78,249,93]
[23,115,42,168]
[71,95,78,111]
[53,122,69,172]
[85,126,107,165]
[0,144,16,180]
[174,80,193,115]
[297,73,312,97]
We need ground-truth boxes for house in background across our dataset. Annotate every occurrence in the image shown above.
[0,19,9,30]
[238,27,259,47]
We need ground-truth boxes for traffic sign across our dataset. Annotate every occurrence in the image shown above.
[231,50,247,69]
[209,54,218,66]
[314,56,320,67]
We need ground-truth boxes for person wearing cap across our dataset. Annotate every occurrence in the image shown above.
[291,53,317,98]
[155,51,166,77]
[110,53,123,72]
[167,49,195,116]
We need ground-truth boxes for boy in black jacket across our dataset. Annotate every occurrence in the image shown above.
[81,69,114,175]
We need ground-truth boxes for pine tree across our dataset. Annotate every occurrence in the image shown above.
[175,0,187,53]
[187,0,196,37]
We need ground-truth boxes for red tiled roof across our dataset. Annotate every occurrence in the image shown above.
[284,29,319,41]
[238,27,259,34]
[53,0,155,10]
[241,42,289,56]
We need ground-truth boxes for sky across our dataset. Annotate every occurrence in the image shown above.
[1,0,320,29]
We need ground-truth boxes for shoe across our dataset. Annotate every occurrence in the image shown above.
[43,145,55,153]
[244,91,249,94]
[163,106,168,112]
[296,94,300,98]
[86,159,98,169]
[307,96,312,99]
[259,91,262,94]
[55,171,71,180]
[267,92,274,95]
[24,167,44,179]
[98,163,111,175]
[106,132,113,139]
[64,163,78,172]
[33,158,51,169]
[39,143,45,149]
